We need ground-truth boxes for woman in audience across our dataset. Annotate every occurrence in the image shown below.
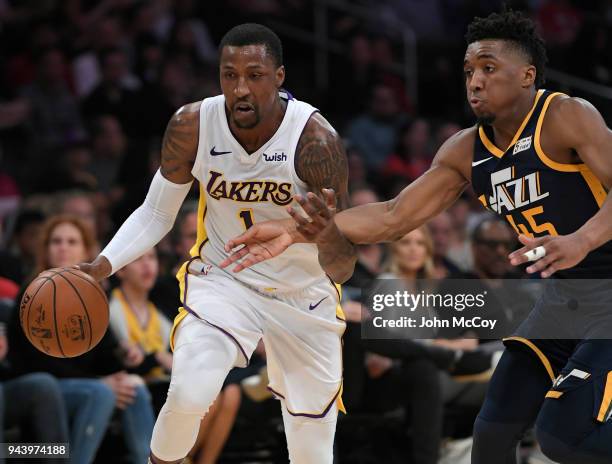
[343,226,492,464]
[9,214,154,464]
[109,248,173,414]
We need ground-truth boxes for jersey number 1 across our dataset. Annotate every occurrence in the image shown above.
[239,209,254,230]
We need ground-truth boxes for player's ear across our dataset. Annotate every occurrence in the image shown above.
[275,65,285,88]
[522,65,536,88]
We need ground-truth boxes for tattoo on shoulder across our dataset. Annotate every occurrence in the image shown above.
[295,115,349,208]
[160,103,200,181]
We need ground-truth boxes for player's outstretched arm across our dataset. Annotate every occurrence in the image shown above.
[221,128,473,274]
[79,103,200,281]
[509,96,612,277]
[333,129,472,244]
[291,113,356,283]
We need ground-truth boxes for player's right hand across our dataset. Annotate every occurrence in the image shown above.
[288,188,338,243]
[75,256,112,281]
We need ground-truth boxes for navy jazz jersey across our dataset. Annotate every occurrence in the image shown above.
[471,89,612,278]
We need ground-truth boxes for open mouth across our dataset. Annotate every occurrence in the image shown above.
[235,103,254,114]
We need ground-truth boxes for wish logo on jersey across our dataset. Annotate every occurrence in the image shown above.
[263,151,287,162]
[481,167,549,214]
[205,170,293,206]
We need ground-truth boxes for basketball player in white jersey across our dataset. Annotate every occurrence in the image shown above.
[78,23,355,464]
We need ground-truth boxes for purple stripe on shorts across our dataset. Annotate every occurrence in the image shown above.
[182,265,250,366]
[267,385,341,419]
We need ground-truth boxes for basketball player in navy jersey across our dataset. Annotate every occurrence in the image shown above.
[222,11,612,464]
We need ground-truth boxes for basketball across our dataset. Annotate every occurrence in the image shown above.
[19,268,109,358]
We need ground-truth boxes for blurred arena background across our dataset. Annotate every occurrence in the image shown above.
[0,0,610,463]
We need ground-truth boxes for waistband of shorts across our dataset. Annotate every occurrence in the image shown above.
[189,256,333,298]
[237,276,333,299]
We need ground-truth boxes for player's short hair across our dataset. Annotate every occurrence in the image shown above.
[465,10,547,88]
[219,23,283,67]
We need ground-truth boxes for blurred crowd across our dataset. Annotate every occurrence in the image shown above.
[0,0,610,463]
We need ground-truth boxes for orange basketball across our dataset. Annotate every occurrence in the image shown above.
[19,268,109,358]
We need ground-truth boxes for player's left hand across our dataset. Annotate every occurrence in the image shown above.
[508,233,590,278]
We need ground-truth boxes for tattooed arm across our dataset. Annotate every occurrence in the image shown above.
[159,102,200,182]
[292,113,357,283]
[78,103,200,280]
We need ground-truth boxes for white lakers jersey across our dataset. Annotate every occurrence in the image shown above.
[189,91,325,291]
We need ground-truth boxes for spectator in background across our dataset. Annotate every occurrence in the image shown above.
[346,83,406,171]
[134,33,166,86]
[427,211,462,278]
[0,327,70,464]
[150,200,199,320]
[468,216,521,280]
[328,33,375,121]
[171,201,199,272]
[344,226,496,464]
[34,141,97,194]
[382,118,434,184]
[345,142,368,188]
[153,0,217,64]
[109,248,173,414]
[22,48,85,156]
[436,215,527,340]
[371,36,413,113]
[4,20,62,90]
[434,121,461,150]
[56,190,99,241]
[343,186,386,293]
[158,59,197,115]
[72,14,134,99]
[112,136,165,230]
[166,19,211,68]
[446,194,476,272]
[0,209,45,285]
[134,58,199,139]
[88,115,128,196]
[81,48,141,136]
[9,215,155,464]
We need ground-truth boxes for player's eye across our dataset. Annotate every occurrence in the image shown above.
[464,69,473,78]
[250,73,263,79]
[485,65,495,73]
[224,72,236,79]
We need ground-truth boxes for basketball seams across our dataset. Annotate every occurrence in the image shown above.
[24,277,52,347]
[51,279,66,358]
[57,273,94,351]
[62,269,108,305]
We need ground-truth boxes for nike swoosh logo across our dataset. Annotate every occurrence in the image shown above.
[472,156,493,167]
[309,296,329,311]
[210,146,232,156]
